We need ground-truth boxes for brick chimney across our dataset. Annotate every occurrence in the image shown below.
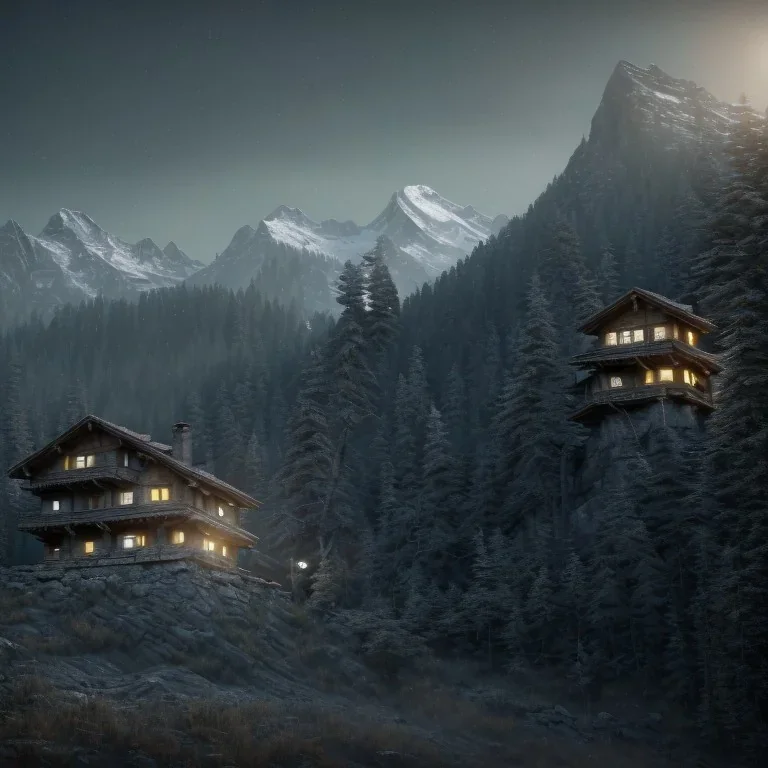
[171,422,192,465]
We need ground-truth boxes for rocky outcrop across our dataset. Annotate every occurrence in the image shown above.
[569,401,704,531]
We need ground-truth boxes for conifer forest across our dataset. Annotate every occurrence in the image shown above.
[2,99,768,762]
[4,3,768,763]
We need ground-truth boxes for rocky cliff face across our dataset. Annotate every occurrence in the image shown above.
[569,401,704,531]
[0,559,692,767]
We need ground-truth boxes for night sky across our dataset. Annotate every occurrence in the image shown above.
[3,0,768,262]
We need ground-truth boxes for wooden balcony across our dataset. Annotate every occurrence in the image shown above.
[23,466,140,493]
[570,383,714,422]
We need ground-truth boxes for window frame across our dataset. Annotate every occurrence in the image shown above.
[217,505,225,517]
[605,331,617,346]
[658,368,674,383]
[645,370,654,385]
[687,330,696,346]
[84,541,95,555]
[122,533,146,550]
[119,491,134,506]
[653,326,667,341]
[632,328,645,343]
[171,530,185,545]
[609,375,623,388]
[52,499,60,512]
[619,330,632,345]
[150,487,170,502]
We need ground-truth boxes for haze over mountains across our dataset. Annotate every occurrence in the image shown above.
[0,60,761,329]
[186,184,508,314]
[0,210,202,326]
[0,186,506,325]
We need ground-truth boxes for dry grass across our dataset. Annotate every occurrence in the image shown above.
[0,673,680,768]
[14,617,128,657]
[0,590,35,626]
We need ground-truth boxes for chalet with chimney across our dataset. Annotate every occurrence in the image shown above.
[569,287,720,423]
[6,415,259,568]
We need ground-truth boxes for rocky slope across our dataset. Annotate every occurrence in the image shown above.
[0,559,703,767]
[187,185,507,315]
[0,210,202,327]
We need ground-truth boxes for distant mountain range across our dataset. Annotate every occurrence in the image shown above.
[185,185,509,314]
[2,59,760,327]
[0,186,506,325]
[0,210,202,326]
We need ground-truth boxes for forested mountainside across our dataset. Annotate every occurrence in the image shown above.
[260,61,768,762]
[0,284,333,562]
[1,59,767,763]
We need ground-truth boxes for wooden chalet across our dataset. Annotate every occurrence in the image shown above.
[569,287,720,423]
[6,415,260,567]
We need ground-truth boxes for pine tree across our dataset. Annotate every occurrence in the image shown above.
[418,405,463,584]
[492,273,576,536]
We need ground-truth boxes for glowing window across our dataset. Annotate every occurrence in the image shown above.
[122,534,146,549]
[123,452,129,467]
[619,330,632,345]
[119,491,134,505]
[203,539,216,552]
[52,500,60,511]
[150,487,170,502]
[632,329,644,343]
[75,454,96,469]
[222,545,228,557]
[218,506,225,517]
[673,324,679,340]
[64,456,70,470]
[84,541,94,555]
[610,376,623,388]
[645,370,654,385]
[605,332,617,346]
[171,530,185,545]
[687,330,696,346]
[659,368,674,382]
[654,326,667,341]
[683,370,691,385]
[691,372,698,387]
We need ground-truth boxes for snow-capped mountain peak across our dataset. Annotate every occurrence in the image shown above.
[593,61,763,148]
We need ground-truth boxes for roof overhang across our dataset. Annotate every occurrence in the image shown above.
[7,415,262,509]
[578,287,716,336]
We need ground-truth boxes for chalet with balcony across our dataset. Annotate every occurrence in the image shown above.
[569,287,720,423]
[6,415,260,567]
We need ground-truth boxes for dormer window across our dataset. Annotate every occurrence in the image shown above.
[605,332,617,346]
[654,326,667,341]
[610,376,623,388]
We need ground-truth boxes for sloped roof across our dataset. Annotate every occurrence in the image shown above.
[579,287,715,335]
[6,415,262,509]
[569,339,721,373]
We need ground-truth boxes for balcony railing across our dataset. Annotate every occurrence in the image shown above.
[24,466,140,492]
[582,384,713,409]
